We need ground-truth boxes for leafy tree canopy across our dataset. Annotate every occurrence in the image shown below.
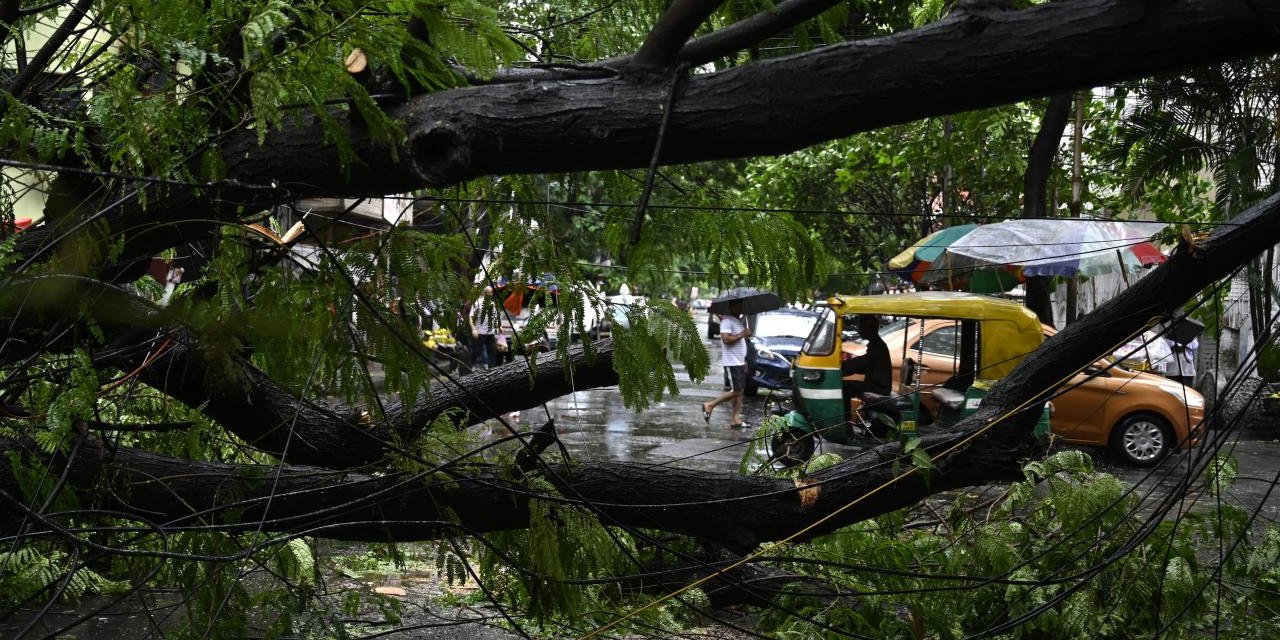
[3,0,1280,637]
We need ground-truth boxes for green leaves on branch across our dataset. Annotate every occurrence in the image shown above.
[611,300,708,411]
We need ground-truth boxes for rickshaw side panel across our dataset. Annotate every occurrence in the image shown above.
[793,313,846,434]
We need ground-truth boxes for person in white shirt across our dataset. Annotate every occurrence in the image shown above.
[1164,337,1198,387]
[701,309,751,428]
[470,287,497,369]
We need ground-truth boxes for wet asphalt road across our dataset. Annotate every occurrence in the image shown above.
[11,310,1280,640]
[512,309,1280,525]
[513,309,816,473]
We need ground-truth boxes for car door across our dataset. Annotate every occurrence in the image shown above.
[1048,359,1119,446]
[883,320,959,388]
[909,321,961,388]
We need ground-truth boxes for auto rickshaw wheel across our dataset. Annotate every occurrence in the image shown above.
[770,428,815,467]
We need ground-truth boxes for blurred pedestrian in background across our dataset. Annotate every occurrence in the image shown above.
[1164,336,1198,387]
[471,286,497,369]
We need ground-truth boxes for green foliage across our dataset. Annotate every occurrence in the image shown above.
[742,413,787,473]
[479,479,635,624]
[1206,453,1239,494]
[0,546,129,606]
[901,436,933,481]
[0,0,525,181]
[736,100,1051,294]
[273,538,318,589]
[41,349,98,453]
[413,0,522,81]
[611,300,708,410]
[756,450,1274,639]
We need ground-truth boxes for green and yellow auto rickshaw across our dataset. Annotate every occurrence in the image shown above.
[772,291,1052,464]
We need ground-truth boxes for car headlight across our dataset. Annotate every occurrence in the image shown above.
[1158,383,1205,409]
[757,347,780,361]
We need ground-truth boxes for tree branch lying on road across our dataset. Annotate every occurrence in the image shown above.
[4,189,1278,550]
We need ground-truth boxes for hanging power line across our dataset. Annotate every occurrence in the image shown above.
[412,194,1234,228]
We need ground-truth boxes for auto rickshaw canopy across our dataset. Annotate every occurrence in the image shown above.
[826,291,1043,380]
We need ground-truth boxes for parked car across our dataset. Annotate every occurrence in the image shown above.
[690,298,711,310]
[844,315,1205,465]
[583,294,647,338]
[745,308,827,396]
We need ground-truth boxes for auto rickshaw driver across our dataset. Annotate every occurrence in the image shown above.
[841,314,893,423]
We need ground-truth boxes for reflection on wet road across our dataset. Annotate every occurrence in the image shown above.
[506,308,1280,525]
[510,309,859,472]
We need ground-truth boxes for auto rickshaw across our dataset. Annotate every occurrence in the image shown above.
[771,291,1052,464]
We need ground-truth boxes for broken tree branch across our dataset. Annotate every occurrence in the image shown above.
[632,0,725,71]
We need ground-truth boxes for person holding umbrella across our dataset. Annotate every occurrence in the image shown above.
[702,301,753,429]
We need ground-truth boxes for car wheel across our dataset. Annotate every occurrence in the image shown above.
[1110,413,1173,466]
[745,379,759,397]
[770,429,815,467]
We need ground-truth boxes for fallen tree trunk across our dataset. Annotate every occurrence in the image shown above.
[0,429,1023,553]
[6,191,1276,553]
[15,1,1280,271]
[0,276,621,468]
[134,336,619,468]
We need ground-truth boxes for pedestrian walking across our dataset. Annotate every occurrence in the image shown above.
[1164,337,1198,387]
[471,286,498,369]
[701,306,751,429]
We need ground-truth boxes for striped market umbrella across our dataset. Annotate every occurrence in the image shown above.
[887,224,978,284]
[888,224,1022,293]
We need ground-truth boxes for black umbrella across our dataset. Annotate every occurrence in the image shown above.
[708,287,783,316]
[1162,315,1205,346]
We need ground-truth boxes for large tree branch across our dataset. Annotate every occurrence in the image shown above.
[675,0,848,66]
[395,0,1280,186]
[985,191,1280,419]
[14,0,1280,271]
[134,336,620,467]
[3,190,1278,552]
[631,0,724,71]
[484,0,869,82]
[5,0,92,100]
[0,275,620,468]
[0,428,1022,553]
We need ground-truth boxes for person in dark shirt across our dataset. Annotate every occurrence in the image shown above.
[842,314,892,409]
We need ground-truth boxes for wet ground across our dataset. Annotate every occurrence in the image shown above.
[9,309,1280,638]
[511,309,858,473]
[516,308,1280,526]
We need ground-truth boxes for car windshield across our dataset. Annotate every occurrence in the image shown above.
[801,309,836,355]
[755,312,821,338]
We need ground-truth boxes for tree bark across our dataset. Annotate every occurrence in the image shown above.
[394,0,1280,186]
[15,0,1280,271]
[0,274,621,468]
[632,0,725,71]
[0,427,1027,554]
[6,189,1279,551]
[1021,93,1073,327]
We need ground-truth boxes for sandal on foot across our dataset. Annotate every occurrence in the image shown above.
[701,405,712,424]
[729,422,748,429]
